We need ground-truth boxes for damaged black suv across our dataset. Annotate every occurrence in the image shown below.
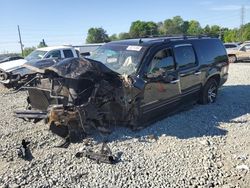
[15,36,229,139]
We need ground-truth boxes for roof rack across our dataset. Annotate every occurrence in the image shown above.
[162,35,212,43]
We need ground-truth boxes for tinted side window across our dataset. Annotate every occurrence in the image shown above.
[224,44,237,48]
[148,48,174,73]
[173,45,196,69]
[63,49,74,58]
[45,50,61,58]
[193,39,227,64]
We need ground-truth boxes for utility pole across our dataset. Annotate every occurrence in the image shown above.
[241,5,245,27]
[17,25,24,56]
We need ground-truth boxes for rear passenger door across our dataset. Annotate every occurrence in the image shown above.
[173,44,202,103]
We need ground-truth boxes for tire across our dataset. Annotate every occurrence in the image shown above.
[199,79,218,104]
[228,55,236,63]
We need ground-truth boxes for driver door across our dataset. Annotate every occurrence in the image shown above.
[141,47,181,122]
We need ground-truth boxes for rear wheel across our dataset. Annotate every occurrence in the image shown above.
[228,55,236,63]
[199,79,218,104]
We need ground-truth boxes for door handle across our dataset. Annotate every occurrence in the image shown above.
[194,71,201,75]
[170,79,180,84]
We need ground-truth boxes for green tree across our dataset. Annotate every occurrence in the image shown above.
[209,25,221,37]
[181,21,189,34]
[203,25,211,35]
[240,23,250,41]
[223,29,238,42]
[129,20,158,38]
[118,32,131,40]
[109,34,118,41]
[37,39,48,48]
[163,16,184,35]
[23,47,36,57]
[86,27,110,43]
[187,20,202,35]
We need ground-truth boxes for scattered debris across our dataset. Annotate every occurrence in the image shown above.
[75,142,119,164]
[17,139,33,160]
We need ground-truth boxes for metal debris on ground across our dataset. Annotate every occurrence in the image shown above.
[17,139,32,160]
[75,142,118,164]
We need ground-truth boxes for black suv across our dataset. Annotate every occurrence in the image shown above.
[15,36,229,138]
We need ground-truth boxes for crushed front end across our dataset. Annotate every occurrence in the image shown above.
[14,58,144,140]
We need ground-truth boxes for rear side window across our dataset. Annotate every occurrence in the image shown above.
[193,39,227,64]
[224,44,237,48]
[63,49,74,58]
[173,45,196,69]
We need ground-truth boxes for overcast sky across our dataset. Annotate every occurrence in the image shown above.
[1,0,250,53]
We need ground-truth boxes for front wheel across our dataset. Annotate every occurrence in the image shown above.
[199,79,218,104]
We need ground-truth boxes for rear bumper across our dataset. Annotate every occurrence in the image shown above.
[220,73,228,86]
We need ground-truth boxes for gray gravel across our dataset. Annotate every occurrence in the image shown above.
[0,63,250,188]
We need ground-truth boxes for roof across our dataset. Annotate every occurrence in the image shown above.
[108,36,214,47]
[37,45,74,51]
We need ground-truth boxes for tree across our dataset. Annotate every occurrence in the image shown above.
[163,16,184,35]
[109,34,118,41]
[118,32,131,40]
[203,25,211,35]
[187,20,202,35]
[224,29,238,42]
[23,47,36,57]
[240,23,250,41]
[86,27,110,43]
[37,39,48,48]
[209,25,221,37]
[129,20,158,38]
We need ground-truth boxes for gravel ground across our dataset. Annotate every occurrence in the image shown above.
[0,63,250,188]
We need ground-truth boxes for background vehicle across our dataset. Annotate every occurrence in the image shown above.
[226,42,250,63]
[0,46,79,85]
[0,55,23,64]
[224,43,240,50]
[15,36,229,139]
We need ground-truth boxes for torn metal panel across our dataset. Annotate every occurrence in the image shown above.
[14,57,145,140]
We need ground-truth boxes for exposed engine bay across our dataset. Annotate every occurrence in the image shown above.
[15,57,144,141]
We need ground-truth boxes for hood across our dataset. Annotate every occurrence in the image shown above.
[44,57,119,80]
[0,59,27,72]
[10,58,60,77]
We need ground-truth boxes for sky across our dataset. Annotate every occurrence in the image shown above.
[0,0,250,53]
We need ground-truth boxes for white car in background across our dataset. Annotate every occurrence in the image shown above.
[225,42,250,63]
[0,46,79,84]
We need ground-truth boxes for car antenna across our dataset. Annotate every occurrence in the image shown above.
[138,38,143,44]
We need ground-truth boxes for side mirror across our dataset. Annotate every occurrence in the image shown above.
[130,76,145,90]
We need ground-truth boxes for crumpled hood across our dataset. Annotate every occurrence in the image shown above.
[10,59,60,77]
[44,57,119,79]
[0,59,27,72]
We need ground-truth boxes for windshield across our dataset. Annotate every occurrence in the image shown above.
[88,44,147,75]
[25,50,48,61]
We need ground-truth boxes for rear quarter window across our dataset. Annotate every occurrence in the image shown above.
[63,49,74,58]
[192,39,227,64]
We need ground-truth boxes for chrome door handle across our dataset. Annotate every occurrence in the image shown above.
[194,71,201,75]
[170,79,180,84]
